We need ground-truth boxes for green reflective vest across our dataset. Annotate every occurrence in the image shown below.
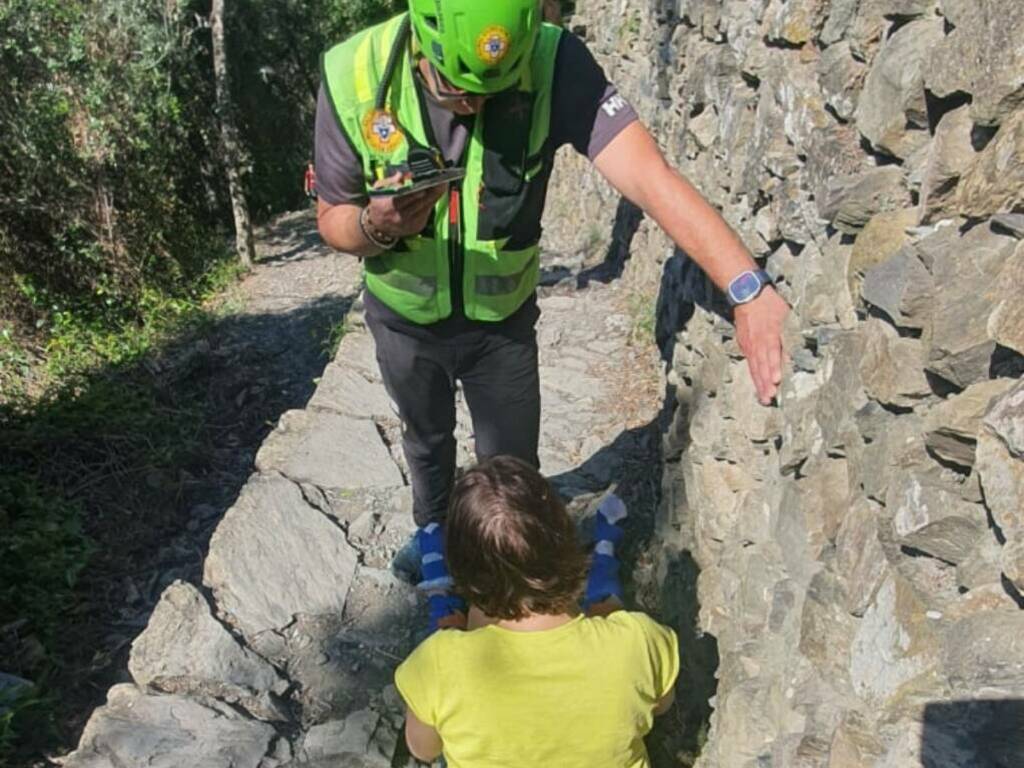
[322,14,562,325]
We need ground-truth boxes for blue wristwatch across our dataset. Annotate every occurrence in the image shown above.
[726,269,772,307]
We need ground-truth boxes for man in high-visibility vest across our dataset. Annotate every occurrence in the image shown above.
[315,1,789,627]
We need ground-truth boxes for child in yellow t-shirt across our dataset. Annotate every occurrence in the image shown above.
[394,456,680,768]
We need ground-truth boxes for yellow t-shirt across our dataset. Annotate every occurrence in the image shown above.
[394,611,680,768]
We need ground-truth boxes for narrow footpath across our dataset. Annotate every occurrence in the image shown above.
[60,211,668,768]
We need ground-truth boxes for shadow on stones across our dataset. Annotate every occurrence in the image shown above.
[648,552,719,767]
[0,292,354,764]
[655,250,730,365]
[921,699,1024,767]
[257,231,328,266]
[576,198,644,288]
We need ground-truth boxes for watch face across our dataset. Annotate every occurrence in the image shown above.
[729,271,762,303]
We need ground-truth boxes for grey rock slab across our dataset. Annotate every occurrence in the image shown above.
[918,105,977,223]
[763,0,826,45]
[307,362,394,422]
[886,472,987,564]
[977,381,1024,543]
[62,684,276,768]
[538,363,605,404]
[204,474,359,637]
[849,401,930,505]
[332,329,382,382]
[301,708,395,766]
[925,222,1018,389]
[820,0,858,45]
[943,612,1024,694]
[835,497,889,617]
[987,241,1024,357]
[813,330,869,455]
[828,710,886,767]
[803,121,866,218]
[859,318,932,408]
[818,41,865,122]
[926,0,1024,127]
[957,111,1024,218]
[956,533,1006,591]
[939,0,973,27]
[849,574,940,707]
[848,209,918,301]
[992,213,1024,239]
[799,570,857,689]
[128,581,288,721]
[820,166,912,235]
[861,243,935,330]
[276,605,415,729]
[333,491,415,569]
[769,55,832,155]
[1001,537,1024,594]
[983,379,1024,457]
[256,409,403,490]
[854,18,945,159]
[923,378,1017,468]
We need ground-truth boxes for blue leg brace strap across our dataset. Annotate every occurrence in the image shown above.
[583,495,627,609]
[416,523,466,634]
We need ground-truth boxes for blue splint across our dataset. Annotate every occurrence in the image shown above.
[583,495,628,609]
[416,523,466,634]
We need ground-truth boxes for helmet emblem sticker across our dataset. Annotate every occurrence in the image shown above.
[363,109,404,153]
[476,25,511,66]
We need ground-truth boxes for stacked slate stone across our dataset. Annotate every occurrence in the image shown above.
[543,0,1024,765]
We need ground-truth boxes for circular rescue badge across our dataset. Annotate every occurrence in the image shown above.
[476,25,511,66]
[362,109,404,153]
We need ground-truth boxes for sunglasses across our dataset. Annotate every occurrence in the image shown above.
[414,58,506,106]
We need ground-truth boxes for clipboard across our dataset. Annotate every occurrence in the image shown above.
[367,167,467,198]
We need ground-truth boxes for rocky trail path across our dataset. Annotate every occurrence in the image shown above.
[59,211,671,768]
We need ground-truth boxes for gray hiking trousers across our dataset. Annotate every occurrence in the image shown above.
[366,315,541,527]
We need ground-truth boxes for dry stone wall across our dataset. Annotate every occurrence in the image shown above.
[545,1,1024,765]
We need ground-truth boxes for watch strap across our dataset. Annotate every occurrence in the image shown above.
[726,269,772,307]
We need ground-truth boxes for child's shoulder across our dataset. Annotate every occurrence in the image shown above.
[590,609,671,634]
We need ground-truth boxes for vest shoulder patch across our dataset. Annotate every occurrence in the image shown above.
[362,109,405,153]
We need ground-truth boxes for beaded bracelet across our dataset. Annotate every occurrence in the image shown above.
[359,206,398,251]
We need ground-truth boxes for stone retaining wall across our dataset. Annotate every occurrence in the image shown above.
[545,1,1024,765]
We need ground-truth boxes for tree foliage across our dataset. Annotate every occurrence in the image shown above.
[0,1,393,759]
[0,0,395,346]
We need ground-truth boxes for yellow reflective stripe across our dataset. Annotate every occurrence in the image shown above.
[353,34,374,104]
[355,16,405,108]
[474,251,538,296]
[374,271,438,298]
[377,17,397,70]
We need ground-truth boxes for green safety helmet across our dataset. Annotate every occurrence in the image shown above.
[408,0,542,94]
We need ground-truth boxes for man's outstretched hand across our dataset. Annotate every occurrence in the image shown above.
[734,287,789,405]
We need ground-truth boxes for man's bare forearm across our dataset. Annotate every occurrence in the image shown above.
[595,120,790,405]
[594,122,758,290]
[636,163,758,291]
[317,199,383,259]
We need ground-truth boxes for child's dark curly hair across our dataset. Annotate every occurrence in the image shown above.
[446,455,589,621]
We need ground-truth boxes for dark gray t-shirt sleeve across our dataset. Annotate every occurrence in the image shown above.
[314,85,368,206]
[549,32,638,160]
